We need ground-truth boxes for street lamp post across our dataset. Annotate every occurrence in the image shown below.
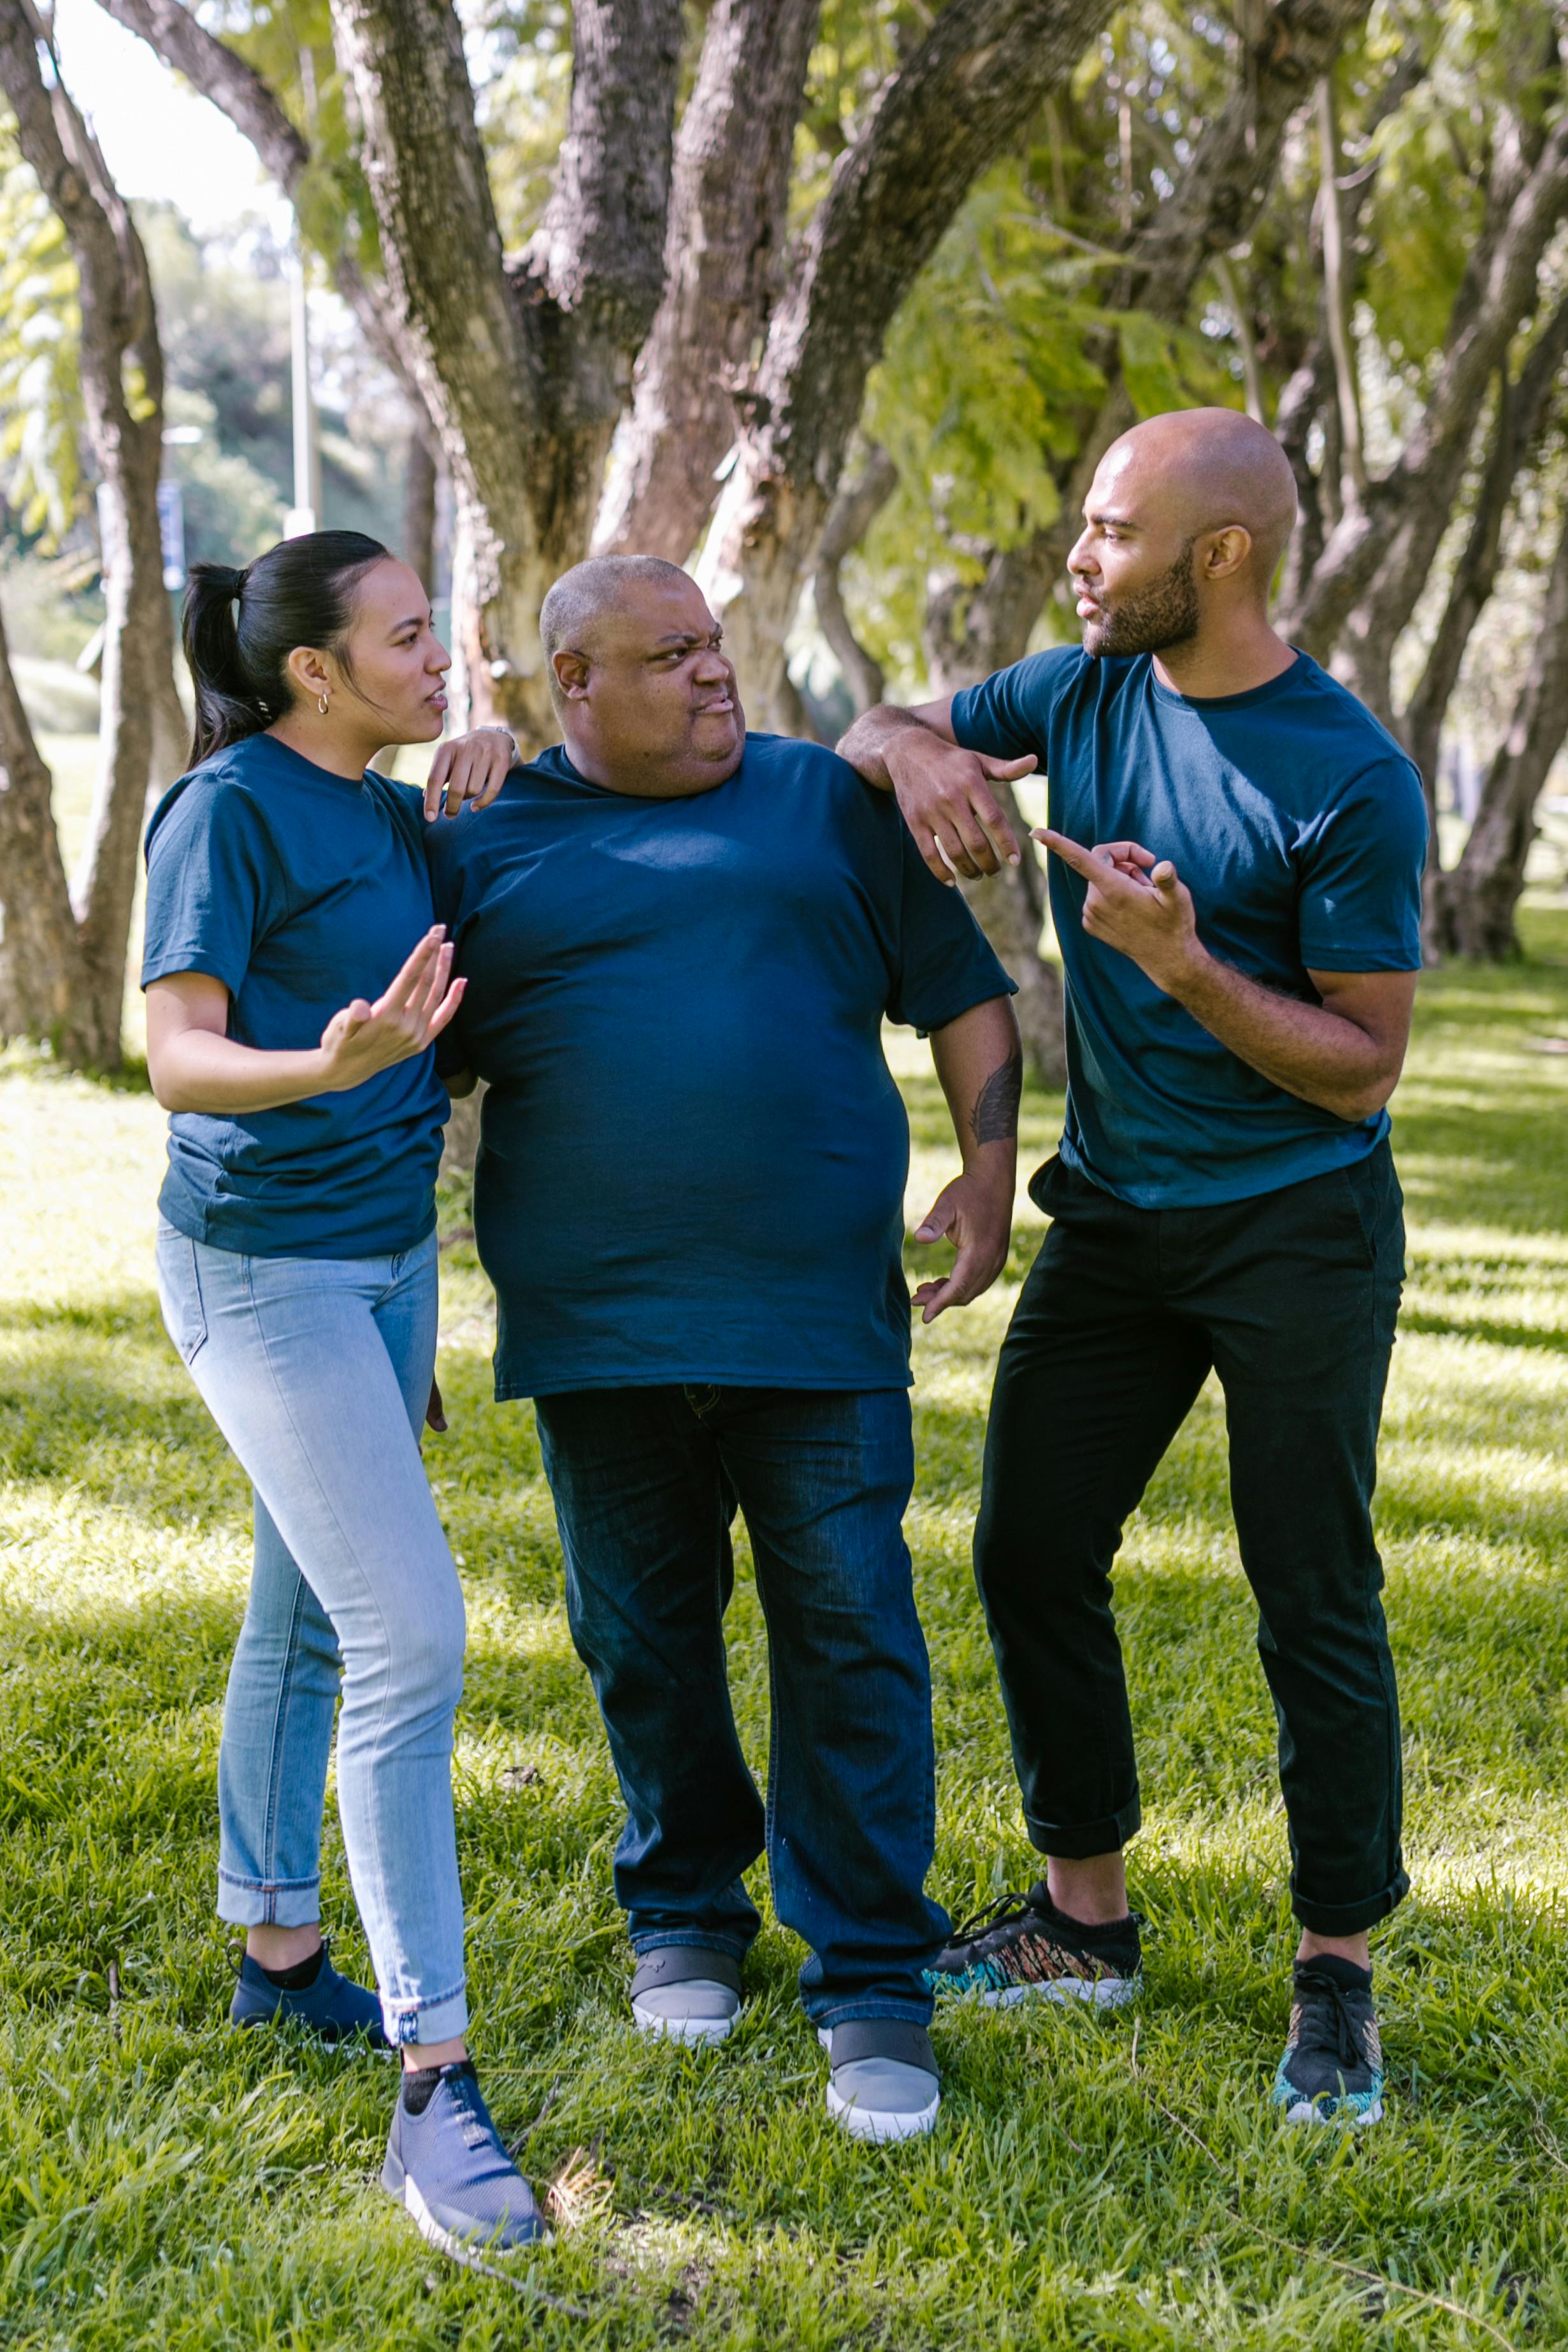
[284,223,319,538]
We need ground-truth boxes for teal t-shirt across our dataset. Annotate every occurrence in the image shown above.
[424,734,1014,1398]
[952,649,1427,1209]
[141,732,449,1259]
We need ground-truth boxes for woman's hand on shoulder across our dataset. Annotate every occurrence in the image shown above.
[318,927,466,1090]
[423,726,518,821]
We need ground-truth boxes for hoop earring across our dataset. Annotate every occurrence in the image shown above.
[317,691,329,716]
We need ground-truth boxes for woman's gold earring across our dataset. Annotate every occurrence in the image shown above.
[317,691,329,716]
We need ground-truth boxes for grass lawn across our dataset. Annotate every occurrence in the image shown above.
[5,914,1568,2349]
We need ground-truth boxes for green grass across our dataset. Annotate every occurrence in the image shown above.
[6,916,1568,2348]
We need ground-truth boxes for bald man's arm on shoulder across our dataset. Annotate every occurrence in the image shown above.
[837,698,1035,884]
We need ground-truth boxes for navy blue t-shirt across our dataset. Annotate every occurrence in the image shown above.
[424,733,1012,1398]
[952,649,1427,1208]
[141,731,449,1258]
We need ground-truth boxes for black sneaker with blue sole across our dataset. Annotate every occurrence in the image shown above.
[926,1885,1142,2009]
[229,1945,391,2049]
[1272,1956,1384,2127]
[382,2061,548,2263]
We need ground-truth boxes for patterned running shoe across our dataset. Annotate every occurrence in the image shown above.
[1272,1956,1384,2126]
[926,1884,1142,2009]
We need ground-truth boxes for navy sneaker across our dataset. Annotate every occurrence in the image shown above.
[382,2061,548,2262]
[926,1885,1142,2009]
[1272,1956,1384,2127]
[229,1945,390,2049]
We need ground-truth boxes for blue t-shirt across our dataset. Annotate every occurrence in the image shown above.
[952,649,1427,1209]
[141,731,449,1259]
[424,733,1012,1398]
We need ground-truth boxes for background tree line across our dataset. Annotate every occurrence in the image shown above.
[2,0,1567,1078]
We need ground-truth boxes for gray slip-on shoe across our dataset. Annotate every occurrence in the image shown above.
[818,2019,941,2142]
[630,1944,743,2046]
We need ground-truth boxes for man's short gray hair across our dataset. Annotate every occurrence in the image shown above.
[539,555,693,708]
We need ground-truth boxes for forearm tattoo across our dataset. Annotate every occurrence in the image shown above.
[970,1046,1024,1145]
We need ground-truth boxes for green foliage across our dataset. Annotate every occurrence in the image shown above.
[8,921,1568,2343]
[0,127,84,547]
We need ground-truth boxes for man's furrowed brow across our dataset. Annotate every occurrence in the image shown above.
[1085,509,1139,531]
[651,626,721,648]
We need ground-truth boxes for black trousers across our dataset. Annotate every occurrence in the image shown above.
[973,1144,1409,1937]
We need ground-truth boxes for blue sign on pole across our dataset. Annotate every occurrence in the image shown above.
[157,480,186,591]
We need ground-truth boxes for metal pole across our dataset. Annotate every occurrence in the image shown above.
[285,222,318,537]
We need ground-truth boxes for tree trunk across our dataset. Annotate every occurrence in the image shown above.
[593,0,819,561]
[1281,87,1568,682]
[697,0,1119,726]
[924,634,1066,1086]
[0,588,103,1062]
[1400,288,1568,863]
[1,0,180,1063]
[813,444,898,716]
[1427,507,1568,962]
[403,422,440,593]
[331,0,681,747]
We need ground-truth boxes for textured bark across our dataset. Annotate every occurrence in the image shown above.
[593,0,819,559]
[403,422,439,591]
[697,0,1121,724]
[925,607,1065,1086]
[333,0,680,745]
[1402,289,1568,841]
[1272,342,1334,619]
[923,0,1373,693]
[812,444,898,716]
[1428,508,1568,961]
[1281,90,1568,684]
[0,591,97,1060]
[0,0,178,1062]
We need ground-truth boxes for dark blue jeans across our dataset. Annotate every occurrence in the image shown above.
[533,1384,947,2025]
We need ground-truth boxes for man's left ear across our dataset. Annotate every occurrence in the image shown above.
[1204,525,1253,582]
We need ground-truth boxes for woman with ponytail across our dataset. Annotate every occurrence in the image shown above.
[143,531,545,2260]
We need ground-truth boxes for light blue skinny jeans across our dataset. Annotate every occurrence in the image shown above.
[155,1220,468,2047]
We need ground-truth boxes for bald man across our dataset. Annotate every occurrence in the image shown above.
[426,555,1021,2144]
[840,407,1427,2128]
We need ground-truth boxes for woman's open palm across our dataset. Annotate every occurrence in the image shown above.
[318,928,466,1091]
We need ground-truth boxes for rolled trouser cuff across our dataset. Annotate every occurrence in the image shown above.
[216,1869,322,1930]
[1292,1865,1409,1938]
[385,1980,468,2050]
[1024,1794,1141,1860]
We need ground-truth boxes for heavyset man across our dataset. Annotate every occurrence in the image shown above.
[841,407,1427,2126]
[426,555,1021,2142]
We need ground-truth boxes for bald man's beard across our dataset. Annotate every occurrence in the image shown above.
[1082,537,1199,658]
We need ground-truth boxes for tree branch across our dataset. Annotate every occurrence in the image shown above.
[593,0,819,558]
[700,0,1121,716]
[522,0,682,350]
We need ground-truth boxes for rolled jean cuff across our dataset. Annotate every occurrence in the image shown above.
[809,1993,935,2031]
[1024,1794,1141,1860]
[385,1980,468,2050]
[216,1868,322,1930]
[1291,1864,1409,1938]
[628,1928,753,1962]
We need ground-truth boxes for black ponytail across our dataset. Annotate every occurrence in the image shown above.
[182,530,389,765]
